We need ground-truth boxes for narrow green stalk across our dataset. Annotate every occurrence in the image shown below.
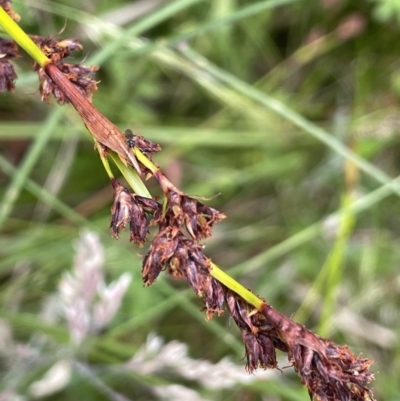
[317,193,355,336]
[95,141,115,179]
[125,0,300,58]
[211,263,263,309]
[177,47,400,198]
[0,108,64,229]
[90,0,205,66]
[0,7,48,66]
[109,154,152,199]
[0,154,86,226]
[133,148,159,174]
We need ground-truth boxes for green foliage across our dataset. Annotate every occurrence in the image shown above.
[370,0,400,24]
[1,0,400,399]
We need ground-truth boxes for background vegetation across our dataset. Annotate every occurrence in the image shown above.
[1,0,400,399]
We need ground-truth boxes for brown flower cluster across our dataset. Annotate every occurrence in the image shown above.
[110,179,159,246]
[109,162,376,401]
[1,3,376,396]
[0,38,19,92]
[226,290,287,371]
[30,35,98,103]
[235,296,376,401]
[110,172,226,319]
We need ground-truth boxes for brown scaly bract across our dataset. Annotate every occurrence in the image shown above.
[109,173,226,318]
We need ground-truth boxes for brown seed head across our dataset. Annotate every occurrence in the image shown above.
[163,190,225,240]
[110,179,154,246]
[30,36,82,63]
[259,304,376,401]
[110,180,132,239]
[129,197,148,246]
[142,227,178,285]
[225,291,280,371]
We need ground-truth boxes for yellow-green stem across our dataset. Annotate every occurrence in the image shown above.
[95,142,114,179]
[0,8,48,67]
[134,148,159,173]
[210,262,263,309]
[110,154,152,198]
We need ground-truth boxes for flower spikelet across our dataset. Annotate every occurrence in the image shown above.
[0,38,19,92]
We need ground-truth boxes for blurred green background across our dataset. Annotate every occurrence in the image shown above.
[1,0,400,400]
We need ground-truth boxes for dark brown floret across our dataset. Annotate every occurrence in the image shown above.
[260,304,376,401]
[129,197,148,245]
[203,277,225,320]
[110,180,132,239]
[109,179,156,246]
[0,38,19,59]
[30,36,82,63]
[135,195,160,214]
[0,60,17,92]
[142,225,224,319]
[142,227,178,285]
[37,64,98,104]
[225,291,279,371]
[59,63,99,98]
[0,38,19,92]
[164,190,225,240]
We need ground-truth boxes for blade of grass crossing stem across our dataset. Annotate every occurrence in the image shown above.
[125,0,300,58]
[157,283,244,354]
[177,47,400,197]
[110,153,152,198]
[0,7,48,65]
[229,177,400,277]
[8,0,204,67]
[318,194,355,336]
[89,0,204,66]
[0,108,64,229]
[0,155,87,226]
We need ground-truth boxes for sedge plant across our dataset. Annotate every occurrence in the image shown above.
[0,3,376,400]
